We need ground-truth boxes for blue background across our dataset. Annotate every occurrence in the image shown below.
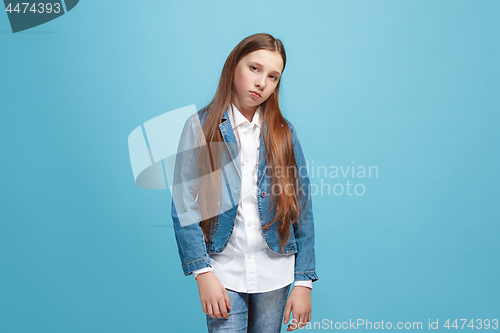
[1,0,499,332]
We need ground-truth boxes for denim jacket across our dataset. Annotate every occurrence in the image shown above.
[171,107,318,283]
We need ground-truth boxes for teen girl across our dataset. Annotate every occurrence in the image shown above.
[171,33,318,332]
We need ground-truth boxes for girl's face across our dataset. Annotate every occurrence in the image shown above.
[232,49,284,114]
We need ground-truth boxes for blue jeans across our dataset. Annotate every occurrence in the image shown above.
[206,284,291,332]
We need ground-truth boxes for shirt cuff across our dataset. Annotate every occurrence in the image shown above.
[193,267,213,281]
[294,280,313,290]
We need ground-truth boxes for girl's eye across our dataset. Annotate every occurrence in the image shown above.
[270,75,276,80]
[250,66,258,72]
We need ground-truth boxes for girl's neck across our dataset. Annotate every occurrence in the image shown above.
[232,101,257,123]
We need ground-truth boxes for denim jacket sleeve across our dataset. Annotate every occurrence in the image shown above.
[288,121,319,283]
[171,113,212,276]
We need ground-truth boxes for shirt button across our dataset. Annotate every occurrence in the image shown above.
[247,254,252,259]
[247,222,251,227]
[260,190,267,198]
[244,189,249,195]
[245,157,250,162]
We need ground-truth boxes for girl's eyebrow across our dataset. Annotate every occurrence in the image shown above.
[250,62,281,76]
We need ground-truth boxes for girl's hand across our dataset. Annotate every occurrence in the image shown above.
[283,286,312,331]
[196,271,231,320]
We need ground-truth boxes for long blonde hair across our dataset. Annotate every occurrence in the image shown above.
[195,33,303,252]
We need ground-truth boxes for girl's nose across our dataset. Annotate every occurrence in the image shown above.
[256,75,266,89]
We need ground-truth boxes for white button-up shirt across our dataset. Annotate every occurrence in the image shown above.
[193,103,312,293]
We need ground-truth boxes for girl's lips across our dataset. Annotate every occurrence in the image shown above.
[250,91,261,98]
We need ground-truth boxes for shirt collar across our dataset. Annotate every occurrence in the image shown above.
[226,103,262,129]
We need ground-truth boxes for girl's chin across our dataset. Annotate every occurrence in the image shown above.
[241,100,259,108]
[248,97,266,105]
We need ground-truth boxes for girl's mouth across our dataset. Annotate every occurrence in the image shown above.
[250,91,261,98]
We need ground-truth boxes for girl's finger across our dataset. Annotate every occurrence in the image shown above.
[201,300,207,315]
[212,301,222,319]
[223,289,231,311]
[206,303,215,319]
[300,314,307,328]
[283,301,292,324]
[219,299,229,319]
